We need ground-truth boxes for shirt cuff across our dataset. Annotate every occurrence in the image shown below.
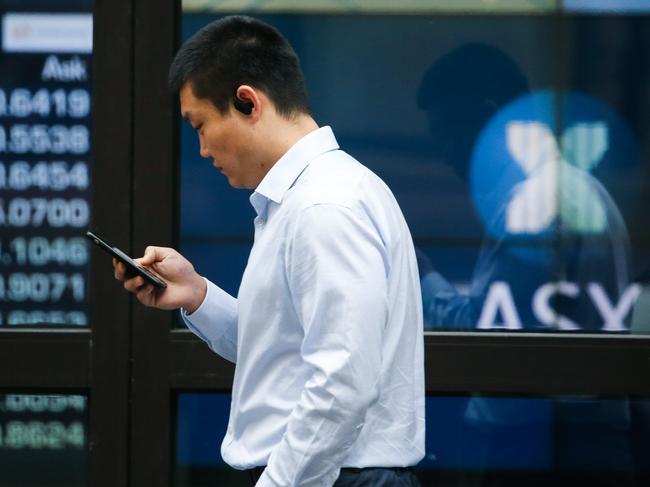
[181,278,237,342]
[181,277,211,318]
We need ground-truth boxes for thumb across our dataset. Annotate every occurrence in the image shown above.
[139,246,164,266]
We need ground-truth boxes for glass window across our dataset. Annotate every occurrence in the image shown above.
[0,393,88,486]
[0,0,93,328]
[179,5,650,334]
[420,395,650,484]
[175,393,249,486]
[563,0,650,13]
[175,392,650,486]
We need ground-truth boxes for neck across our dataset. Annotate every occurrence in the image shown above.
[267,113,319,163]
[247,111,319,189]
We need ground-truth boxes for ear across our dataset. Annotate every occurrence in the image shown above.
[234,85,262,120]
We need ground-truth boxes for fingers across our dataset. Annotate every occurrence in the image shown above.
[112,249,164,307]
[114,260,155,303]
[113,260,139,282]
[123,275,146,293]
[140,246,170,266]
[135,282,156,303]
[114,260,145,291]
[114,260,126,281]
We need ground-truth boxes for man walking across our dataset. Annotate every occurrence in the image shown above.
[115,15,424,487]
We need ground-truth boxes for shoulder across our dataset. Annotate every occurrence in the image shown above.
[287,149,389,210]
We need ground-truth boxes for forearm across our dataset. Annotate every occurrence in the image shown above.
[421,271,479,328]
[182,278,239,363]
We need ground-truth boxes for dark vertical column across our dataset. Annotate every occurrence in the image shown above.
[131,0,178,485]
[89,0,134,486]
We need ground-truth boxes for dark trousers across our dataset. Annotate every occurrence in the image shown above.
[335,468,421,486]
[247,467,421,486]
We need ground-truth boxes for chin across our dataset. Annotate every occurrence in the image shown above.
[226,177,245,189]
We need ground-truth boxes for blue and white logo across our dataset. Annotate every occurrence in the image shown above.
[467,91,643,331]
[469,91,641,240]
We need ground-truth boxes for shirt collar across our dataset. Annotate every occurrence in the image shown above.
[250,126,339,219]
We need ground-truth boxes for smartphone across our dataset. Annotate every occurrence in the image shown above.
[85,231,167,289]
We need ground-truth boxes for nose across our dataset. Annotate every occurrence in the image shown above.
[199,134,210,158]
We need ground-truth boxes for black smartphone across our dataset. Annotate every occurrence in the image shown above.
[85,231,167,289]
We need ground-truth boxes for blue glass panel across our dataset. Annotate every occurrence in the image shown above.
[178,13,650,333]
[174,393,650,486]
[563,0,650,13]
[176,393,230,468]
[180,242,251,298]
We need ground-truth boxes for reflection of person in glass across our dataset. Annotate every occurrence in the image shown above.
[416,43,636,332]
[417,43,642,485]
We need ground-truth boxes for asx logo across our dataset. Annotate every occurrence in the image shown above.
[468,91,643,331]
[468,90,638,240]
[506,121,608,234]
[477,280,641,332]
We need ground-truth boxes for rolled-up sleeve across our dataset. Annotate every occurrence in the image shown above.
[258,203,389,487]
[181,278,239,363]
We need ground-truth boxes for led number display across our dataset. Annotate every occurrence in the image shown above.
[0,10,92,327]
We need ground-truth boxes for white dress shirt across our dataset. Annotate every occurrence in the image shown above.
[183,126,425,486]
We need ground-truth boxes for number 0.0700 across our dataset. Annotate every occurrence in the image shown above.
[0,198,89,228]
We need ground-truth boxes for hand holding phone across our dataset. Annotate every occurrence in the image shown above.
[86,231,167,288]
[87,231,207,312]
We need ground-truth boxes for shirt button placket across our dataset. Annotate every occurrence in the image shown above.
[254,217,265,238]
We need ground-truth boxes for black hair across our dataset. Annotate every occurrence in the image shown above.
[416,43,530,181]
[417,43,528,113]
[168,15,310,117]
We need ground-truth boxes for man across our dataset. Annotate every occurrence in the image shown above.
[114,15,424,487]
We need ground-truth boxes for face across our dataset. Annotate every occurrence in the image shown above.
[180,83,261,189]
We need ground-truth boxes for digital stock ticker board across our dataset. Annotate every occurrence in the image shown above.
[0,4,92,327]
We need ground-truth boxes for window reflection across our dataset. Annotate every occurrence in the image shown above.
[175,393,650,486]
[421,395,650,486]
[416,44,641,332]
[179,12,650,334]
